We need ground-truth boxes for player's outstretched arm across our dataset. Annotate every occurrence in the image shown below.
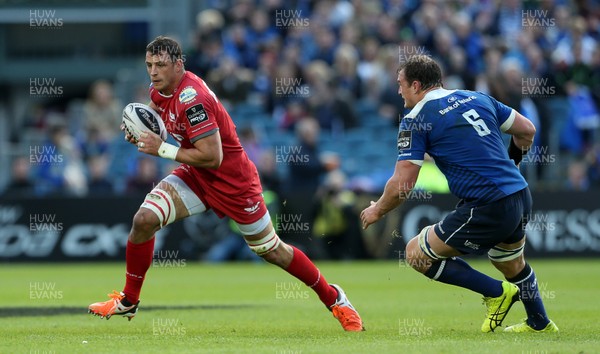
[360,160,420,229]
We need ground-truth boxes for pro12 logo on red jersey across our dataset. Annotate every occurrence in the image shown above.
[186,104,208,126]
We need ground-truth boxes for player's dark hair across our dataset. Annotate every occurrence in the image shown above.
[398,55,443,91]
[146,36,182,63]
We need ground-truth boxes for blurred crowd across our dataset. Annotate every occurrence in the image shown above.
[4,1,600,204]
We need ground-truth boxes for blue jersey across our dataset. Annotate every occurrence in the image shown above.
[397,88,527,203]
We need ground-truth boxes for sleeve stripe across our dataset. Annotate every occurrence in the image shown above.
[398,159,424,166]
[190,128,219,144]
[500,109,516,132]
[408,160,424,166]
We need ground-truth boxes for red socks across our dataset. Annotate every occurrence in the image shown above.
[121,240,338,308]
[123,237,155,303]
[285,246,338,307]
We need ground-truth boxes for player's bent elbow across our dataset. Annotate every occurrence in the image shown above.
[526,122,536,140]
[210,152,223,169]
[203,154,222,169]
[208,159,221,169]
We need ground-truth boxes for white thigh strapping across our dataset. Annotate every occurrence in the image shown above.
[235,210,271,236]
[162,174,207,215]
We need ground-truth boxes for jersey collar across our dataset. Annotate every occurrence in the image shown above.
[404,88,457,119]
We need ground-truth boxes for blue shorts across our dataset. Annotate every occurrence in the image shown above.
[433,187,532,255]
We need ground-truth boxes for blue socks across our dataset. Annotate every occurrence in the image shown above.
[424,257,503,298]
[507,262,550,330]
[424,258,550,330]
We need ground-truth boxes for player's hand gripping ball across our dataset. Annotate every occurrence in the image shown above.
[122,103,167,142]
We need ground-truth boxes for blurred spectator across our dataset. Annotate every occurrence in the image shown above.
[545,5,571,46]
[251,45,278,108]
[585,143,600,187]
[277,99,308,131]
[238,126,267,164]
[271,61,304,115]
[565,159,590,190]
[307,77,358,134]
[411,3,439,50]
[378,44,406,122]
[81,80,122,142]
[303,60,357,134]
[2,156,35,198]
[126,157,160,195]
[256,149,282,195]
[357,36,384,103]
[227,0,254,24]
[223,23,259,70]
[285,117,330,196]
[78,126,110,162]
[35,117,88,196]
[339,22,360,46]
[431,26,455,73]
[187,33,225,77]
[444,47,469,89]
[206,56,254,106]
[451,11,483,89]
[493,0,523,46]
[354,0,383,37]
[304,26,338,65]
[21,104,48,134]
[553,16,597,66]
[312,170,365,260]
[555,38,600,154]
[376,14,399,45]
[247,8,279,51]
[476,46,503,94]
[591,47,600,109]
[87,155,114,196]
[196,8,224,40]
[333,44,362,99]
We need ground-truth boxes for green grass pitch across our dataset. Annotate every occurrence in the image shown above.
[0,259,598,354]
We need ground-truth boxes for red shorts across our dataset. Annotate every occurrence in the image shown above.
[171,165,267,225]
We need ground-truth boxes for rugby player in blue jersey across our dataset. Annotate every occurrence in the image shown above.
[360,55,558,333]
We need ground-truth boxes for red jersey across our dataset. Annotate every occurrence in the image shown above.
[149,71,262,199]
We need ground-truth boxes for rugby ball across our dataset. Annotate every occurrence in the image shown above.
[122,103,167,141]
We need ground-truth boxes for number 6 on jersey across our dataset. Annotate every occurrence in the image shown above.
[462,109,491,137]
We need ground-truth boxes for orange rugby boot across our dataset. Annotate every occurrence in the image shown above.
[330,284,365,332]
[88,291,139,321]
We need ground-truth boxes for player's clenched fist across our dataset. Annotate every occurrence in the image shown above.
[136,131,162,156]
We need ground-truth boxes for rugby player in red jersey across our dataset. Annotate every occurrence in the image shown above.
[88,36,364,331]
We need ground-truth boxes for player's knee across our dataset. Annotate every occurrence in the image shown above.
[245,230,289,266]
[140,188,177,228]
[492,256,526,278]
[405,239,433,273]
[488,244,526,277]
[405,238,419,267]
[406,226,444,273]
[131,208,161,235]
